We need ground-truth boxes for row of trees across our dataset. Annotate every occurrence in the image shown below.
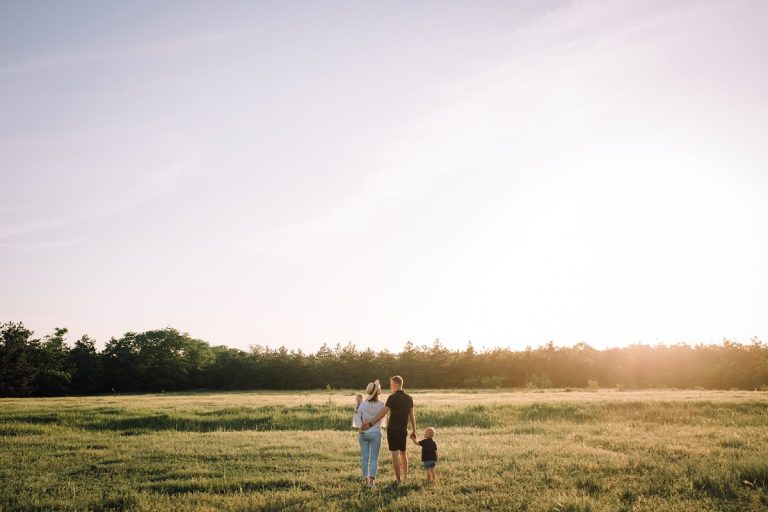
[1,321,767,397]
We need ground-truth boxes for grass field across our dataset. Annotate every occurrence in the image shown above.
[1,389,767,511]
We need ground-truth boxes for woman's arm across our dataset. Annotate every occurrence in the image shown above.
[361,406,389,430]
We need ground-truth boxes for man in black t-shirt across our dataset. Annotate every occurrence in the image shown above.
[361,375,416,483]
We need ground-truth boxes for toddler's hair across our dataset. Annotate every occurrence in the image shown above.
[355,393,364,401]
[425,427,436,438]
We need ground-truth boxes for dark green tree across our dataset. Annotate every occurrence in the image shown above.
[103,328,214,392]
[69,335,103,394]
[0,322,41,397]
[34,327,74,396]
[204,345,254,389]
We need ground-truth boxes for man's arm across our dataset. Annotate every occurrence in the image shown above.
[361,406,389,430]
[408,407,417,440]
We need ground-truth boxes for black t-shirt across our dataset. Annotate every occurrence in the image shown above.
[384,390,413,431]
[418,438,437,462]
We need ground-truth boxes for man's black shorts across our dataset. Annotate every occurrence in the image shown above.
[387,428,408,451]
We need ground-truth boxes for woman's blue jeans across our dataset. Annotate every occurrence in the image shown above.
[358,430,381,478]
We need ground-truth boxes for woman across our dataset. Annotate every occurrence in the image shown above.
[356,379,386,487]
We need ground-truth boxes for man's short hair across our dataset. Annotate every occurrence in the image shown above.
[390,375,404,387]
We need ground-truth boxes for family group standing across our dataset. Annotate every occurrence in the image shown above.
[353,375,438,488]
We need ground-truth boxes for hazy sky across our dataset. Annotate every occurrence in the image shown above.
[2,0,767,352]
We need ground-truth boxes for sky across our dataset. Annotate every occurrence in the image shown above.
[1,0,767,353]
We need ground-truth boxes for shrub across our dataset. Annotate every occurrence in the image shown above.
[463,377,479,388]
[464,376,504,388]
[526,374,552,389]
[481,376,504,388]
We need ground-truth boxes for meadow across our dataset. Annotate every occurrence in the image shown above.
[1,389,767,511]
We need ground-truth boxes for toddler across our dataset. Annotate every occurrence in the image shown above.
[412,427,438,483]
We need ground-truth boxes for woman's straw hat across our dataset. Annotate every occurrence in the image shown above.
[365,379,381,400]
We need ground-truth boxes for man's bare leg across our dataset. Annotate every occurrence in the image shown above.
[398,450,408,482]
[390,451,402,482]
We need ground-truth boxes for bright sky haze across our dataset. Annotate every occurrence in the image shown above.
[2,0,767,352]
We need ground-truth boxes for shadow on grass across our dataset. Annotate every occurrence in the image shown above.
[3,413,59,424]
[97,493,138,512]
[1,404,493,433]
[519,403,595,422]
[3,401,766,434]
[321,479,418,512]
[0,425,48,436]
[146,478,312,495]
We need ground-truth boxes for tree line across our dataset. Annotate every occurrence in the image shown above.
[1,321,766,397]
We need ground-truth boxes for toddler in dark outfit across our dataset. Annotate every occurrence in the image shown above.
[412,427,438,483]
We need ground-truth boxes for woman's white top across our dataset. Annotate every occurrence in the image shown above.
[356,399,387,433]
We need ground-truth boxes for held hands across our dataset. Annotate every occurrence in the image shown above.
[410,430,417,441]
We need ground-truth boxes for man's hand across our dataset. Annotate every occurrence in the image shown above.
[361,422,370,431]
[410,431,417,441]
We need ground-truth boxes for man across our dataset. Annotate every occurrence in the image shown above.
[361,375,416,484]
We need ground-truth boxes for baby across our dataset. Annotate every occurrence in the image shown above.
[412,427,438,483]
[352,393,364,429]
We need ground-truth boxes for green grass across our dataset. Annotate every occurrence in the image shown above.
[1,390,767,511]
